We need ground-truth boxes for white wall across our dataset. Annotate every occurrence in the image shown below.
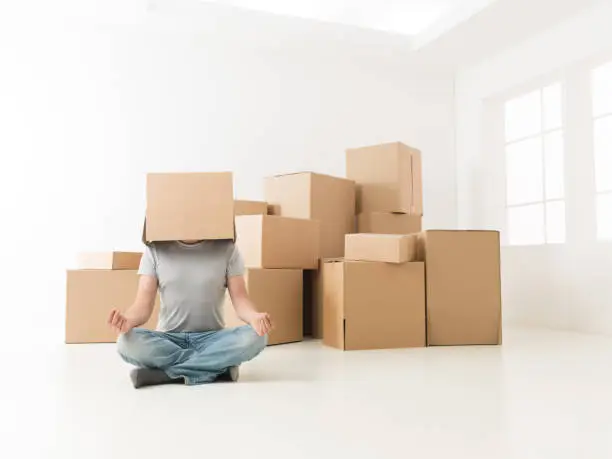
[455,1,612,334]
[0,0,455,342]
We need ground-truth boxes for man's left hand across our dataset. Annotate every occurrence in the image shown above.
[249,312,273,337]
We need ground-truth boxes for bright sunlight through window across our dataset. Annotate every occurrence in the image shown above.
[592,61,612,240]
[504,83,565,245]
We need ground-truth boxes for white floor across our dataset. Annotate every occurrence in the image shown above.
[2,327,612,459]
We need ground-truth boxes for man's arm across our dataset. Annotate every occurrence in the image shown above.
[227,275,272,336]
[108,275,158,333]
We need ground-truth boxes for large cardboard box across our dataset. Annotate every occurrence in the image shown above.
[345,234,417,264]
[264,172,355,258]
[66,270,159,343]
[416,230,502,346]
[346,142,423,215]
[145,172,234,242]
[235,215,319,269]
[224,268,302,345]
[77,252,142,270]
[234,200,268,216]
[357,213,422,234]
[322,260,425,350]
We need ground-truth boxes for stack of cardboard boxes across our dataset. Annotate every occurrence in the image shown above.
[348,142,423,235]
[66,141,501,351]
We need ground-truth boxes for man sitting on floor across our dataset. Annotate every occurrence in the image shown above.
[108,239,272,388]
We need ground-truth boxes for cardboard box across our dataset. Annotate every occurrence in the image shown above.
[224,268,302,345]
[234,200,268,216]
[66,270,159,343]
[264,172,355,258]
[345,234,417,264]
[77,252,142,270]
[145,172,234,242]
[346,142,423,215]
[322,260,425,350]
[235,215,319,269]
[357,213,422,234]
[415,230,502,346]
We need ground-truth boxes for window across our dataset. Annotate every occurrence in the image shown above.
[592,61,612,240]
[504,83,565,245]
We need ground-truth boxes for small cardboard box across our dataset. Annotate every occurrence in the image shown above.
[145,172,234,242]
[345,234,417,264]
[224,268,302,345]
[234,200,268,216]
[415,230,502,346]
[77,252,142,270]
[65,270,159,343]
[264,172,355,258]
[235,215,319,269]
[346,142,423,215]
[322,259,425,350]
[357,213,422,234]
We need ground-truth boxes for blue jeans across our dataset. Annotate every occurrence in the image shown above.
[117,325,267,385]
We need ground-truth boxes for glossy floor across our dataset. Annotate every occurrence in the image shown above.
[2,327,611,458]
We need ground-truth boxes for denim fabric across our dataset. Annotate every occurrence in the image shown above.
[117,325,267,385]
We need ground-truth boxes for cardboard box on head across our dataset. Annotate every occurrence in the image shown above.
[144,172,235,242]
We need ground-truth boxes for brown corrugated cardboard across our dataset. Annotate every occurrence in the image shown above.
[264,172,355,258]
[345,234,417,264]
[357,213,422,234]
[322,259,426,350]
[415,230,502,346]
[235,215,319,269]
[346,142,423,215]
[145,172,234,242]
[66,270,159,344]
[224,268,302,345]
[77,252,142,270]
[234,200,268,216]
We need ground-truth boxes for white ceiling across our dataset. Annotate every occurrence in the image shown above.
[202,0,491,36]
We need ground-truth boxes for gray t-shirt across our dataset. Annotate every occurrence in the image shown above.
[138,240,245,333]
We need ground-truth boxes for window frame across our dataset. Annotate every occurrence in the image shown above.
[591,61,612,240]
[502,82,566,246]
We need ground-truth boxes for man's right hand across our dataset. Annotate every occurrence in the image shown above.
[108,309,135,334]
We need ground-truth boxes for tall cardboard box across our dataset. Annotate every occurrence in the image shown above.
[66,270,159,343]
[145,172,235,242]
[224,269,303,345]
[357,213,422,235]
[346,142,423,215]
[77,252,142,270]
[345,234,417,264]
[235,215,319,269]
[322,260,425,350]
[234,200,268,216]
[264,172,355,258]
[416,230,502,346]
[265,172,355,338]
